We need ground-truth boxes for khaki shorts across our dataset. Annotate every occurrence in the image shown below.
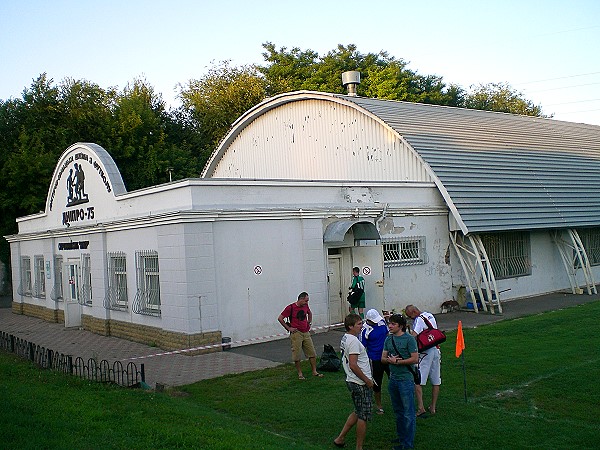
[290,331,317,362]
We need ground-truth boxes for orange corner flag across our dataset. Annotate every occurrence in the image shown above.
[455,320,465,358]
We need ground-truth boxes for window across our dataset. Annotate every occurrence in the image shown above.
[133,250,160,316]
[106,252,128,310]
[577,228,600,266]
[80,254,92,305]
[33,255,46,298]
[383,236,426,267]
[480,231,531,279]
[51,255,63,301]
[20,256,32,296]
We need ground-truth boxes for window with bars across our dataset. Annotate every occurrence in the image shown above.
[33,255,46,298]
[106,252,128,310]
[51,255,63,301]
[80,254,92,305]
[480,231,531,279]
[20,256,32,296]
[383,237,426,267]
[576,228,600,266]
[133,250,161,315]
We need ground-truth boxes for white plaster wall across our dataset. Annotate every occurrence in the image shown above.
[211,218,327,342]
[182,222,218,334]
[379,214,453,315]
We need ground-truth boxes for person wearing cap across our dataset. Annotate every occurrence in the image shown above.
[405,304,441,417]
[360,308,390,415]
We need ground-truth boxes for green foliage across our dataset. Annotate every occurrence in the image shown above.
[0,45,547,285]
[465,82,545,116]
[0,74,202,279]
[179,61,267,153]
[1,301,600,449]
[259,42,466,107]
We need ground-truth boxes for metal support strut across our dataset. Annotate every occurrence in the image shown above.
[450,231,502,314]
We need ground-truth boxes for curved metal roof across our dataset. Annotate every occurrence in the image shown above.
[204,91,600,235]
[342,95,600,234]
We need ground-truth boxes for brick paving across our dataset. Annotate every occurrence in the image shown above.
[1,290,599,388]
[0,308,280,388]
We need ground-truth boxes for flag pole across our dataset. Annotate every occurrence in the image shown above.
[461,350,467,403]
[455,320,467,402]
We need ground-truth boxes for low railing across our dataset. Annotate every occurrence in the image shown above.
[0,331,145,388]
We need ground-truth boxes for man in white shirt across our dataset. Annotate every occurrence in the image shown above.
[405,304,442,417]
[334,313,374,450]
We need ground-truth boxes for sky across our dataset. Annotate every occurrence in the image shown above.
[2,0,600,125]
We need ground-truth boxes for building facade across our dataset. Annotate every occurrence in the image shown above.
[7,91,600,349]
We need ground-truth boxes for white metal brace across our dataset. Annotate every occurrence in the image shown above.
[550,229,597,295]
[450,231,502,314]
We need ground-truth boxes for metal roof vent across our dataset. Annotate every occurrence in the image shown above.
[342,71,360,96]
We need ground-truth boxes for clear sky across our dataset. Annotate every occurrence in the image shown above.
[2,0,600,125]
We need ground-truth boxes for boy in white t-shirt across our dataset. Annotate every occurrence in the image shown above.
[334,313,374,450]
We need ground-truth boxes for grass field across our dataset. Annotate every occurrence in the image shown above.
[2,301,600,449]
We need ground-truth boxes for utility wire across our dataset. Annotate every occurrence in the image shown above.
[524,81,600,93]
[545,98,600,106]
[515,71,600,86]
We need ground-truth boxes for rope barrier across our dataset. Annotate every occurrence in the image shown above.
[121,322,344,361]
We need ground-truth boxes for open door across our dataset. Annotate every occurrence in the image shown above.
[63,261,82,327]
[327,255,344,325]
[351,245,385,313]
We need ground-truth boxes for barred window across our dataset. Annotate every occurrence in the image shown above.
[51,255,63,301]
[577,228,600,266]
[106,252,128,310]
[33,255,46,298]
[133,250,161,316]
[80,254,92,305]
[383,237,426,267]
[20,256,32,296]
[480,231,531,279]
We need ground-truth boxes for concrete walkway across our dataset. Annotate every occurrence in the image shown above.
[1,290,598,388]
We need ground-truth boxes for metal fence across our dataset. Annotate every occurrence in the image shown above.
[0,331,145,388]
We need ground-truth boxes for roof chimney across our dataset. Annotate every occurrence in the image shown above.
[342,71,360,96]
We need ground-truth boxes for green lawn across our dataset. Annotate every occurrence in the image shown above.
[2,301,600,449]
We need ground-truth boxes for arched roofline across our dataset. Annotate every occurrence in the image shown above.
[200,91,469,234]
[45,142,127,213]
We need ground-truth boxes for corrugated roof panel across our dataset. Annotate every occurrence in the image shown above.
[210,99,433,183]
[343,95,600,234]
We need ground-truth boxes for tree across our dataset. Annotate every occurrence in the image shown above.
[465,82,544,116]
[0,75,203,282]
[259,43,465,107]
[178,61,266,166]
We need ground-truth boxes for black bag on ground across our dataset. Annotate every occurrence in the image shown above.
[317,344,341,372]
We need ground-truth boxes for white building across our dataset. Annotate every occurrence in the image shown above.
[7,89,600,350]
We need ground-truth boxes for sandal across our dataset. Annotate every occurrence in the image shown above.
[298,375,306,380]
[376,408,384,415]
[313,373,324,377]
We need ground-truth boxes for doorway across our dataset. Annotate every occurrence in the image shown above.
[63,261,82,327]
[327,255,344,325]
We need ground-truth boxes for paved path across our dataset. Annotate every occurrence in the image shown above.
[1,290,598,388]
